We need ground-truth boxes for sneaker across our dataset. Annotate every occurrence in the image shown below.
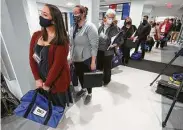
[76,89,86,98]
[84,95,92,105]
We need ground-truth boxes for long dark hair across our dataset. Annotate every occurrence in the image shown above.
[42,4,68,45]
[152,22,156,28]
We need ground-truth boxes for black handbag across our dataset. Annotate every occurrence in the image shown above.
[83,71,103,88]
[125,38,139,48]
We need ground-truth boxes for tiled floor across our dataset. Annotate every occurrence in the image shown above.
[144,43,183,66]
[2,66,183,130]
[2,44,183,130]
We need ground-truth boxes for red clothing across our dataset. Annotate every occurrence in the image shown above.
[159,22,171,34]
[29,31,70,93]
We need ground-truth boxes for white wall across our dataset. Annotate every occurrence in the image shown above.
[23,0,41,36]
[2,0,33,98]
[151,6,183,18]
[37,2,72,12]
[130,0,145,27]
[142,5,155,21]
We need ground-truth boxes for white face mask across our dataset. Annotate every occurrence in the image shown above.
[107,18,113,25]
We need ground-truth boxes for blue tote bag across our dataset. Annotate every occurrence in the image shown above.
[14,89,64,128]
[112,49,123,68]
[173,73,183,81]
[131,52,142,60]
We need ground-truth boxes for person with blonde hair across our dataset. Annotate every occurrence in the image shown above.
[97,9,123,86]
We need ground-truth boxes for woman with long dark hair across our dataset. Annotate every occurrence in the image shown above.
[120,17,136,65]
[29,4,70,107]
[70,5,98,105]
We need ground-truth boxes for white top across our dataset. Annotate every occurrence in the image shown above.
[161,24,166,33]
[150,27,156,37]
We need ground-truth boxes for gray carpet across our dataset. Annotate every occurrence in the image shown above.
[127,59,183,76]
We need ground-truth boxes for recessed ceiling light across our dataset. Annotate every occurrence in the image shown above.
[67,2,74,7]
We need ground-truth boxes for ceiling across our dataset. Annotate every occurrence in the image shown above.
[144,0,183,7]
[36,0,183,17]
[100,0,183,7]
[37,0,183,8]
[36,0,80,8]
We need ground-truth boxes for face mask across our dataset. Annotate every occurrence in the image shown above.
[39,16,53,28]
[106,18,113,25]
[143,19,147,25]
[126,21,131,25]
[73,15,81,24]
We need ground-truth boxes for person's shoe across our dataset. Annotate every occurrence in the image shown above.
[76,89,86,98]
[84,95,92,105]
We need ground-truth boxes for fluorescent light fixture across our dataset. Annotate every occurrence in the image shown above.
[67,2,74,7]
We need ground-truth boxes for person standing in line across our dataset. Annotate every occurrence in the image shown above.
[29,4,71,107]
[159,18,171,48]
[173,19,182,42]
[169,18,176,43]
[120,17,135,64]
[70,5,98,105]
[148,22,157,51]
[134,15,151,59]
[97,9,122,86]
[153,22,161,48]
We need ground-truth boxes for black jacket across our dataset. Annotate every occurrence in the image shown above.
[175,22,182,32]
[135,23,151,41]
[121,25,135,40]
[98,24,123,56]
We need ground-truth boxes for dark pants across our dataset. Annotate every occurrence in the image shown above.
[97,50,113,84]
[146,37,155,52]
[156,40,161,48]
[74,62,92,94]
[120,43,130,64]
[135,40,146,59]
[160,33,168,48]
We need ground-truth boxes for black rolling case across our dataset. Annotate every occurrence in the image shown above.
[156,80,183,103]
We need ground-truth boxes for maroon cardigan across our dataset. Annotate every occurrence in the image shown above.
[29,31,70,93]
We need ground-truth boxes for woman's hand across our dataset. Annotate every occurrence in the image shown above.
[35,79,43,88]
[43,83,50,91]
[91,62,96,71]
[107,44,117,50]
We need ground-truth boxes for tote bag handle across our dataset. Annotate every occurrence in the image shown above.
[23,88,53,125]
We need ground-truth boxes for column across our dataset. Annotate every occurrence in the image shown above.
[91,0,100,28]
[23,0,41,36]
[79,0,100,28]
[1,0,35,98]
[130,0,145,27]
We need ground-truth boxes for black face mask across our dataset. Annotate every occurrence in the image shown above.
[73,15,81,24]
[143,19,147,25]
[39,16,53,28]
[126,21,132,25]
